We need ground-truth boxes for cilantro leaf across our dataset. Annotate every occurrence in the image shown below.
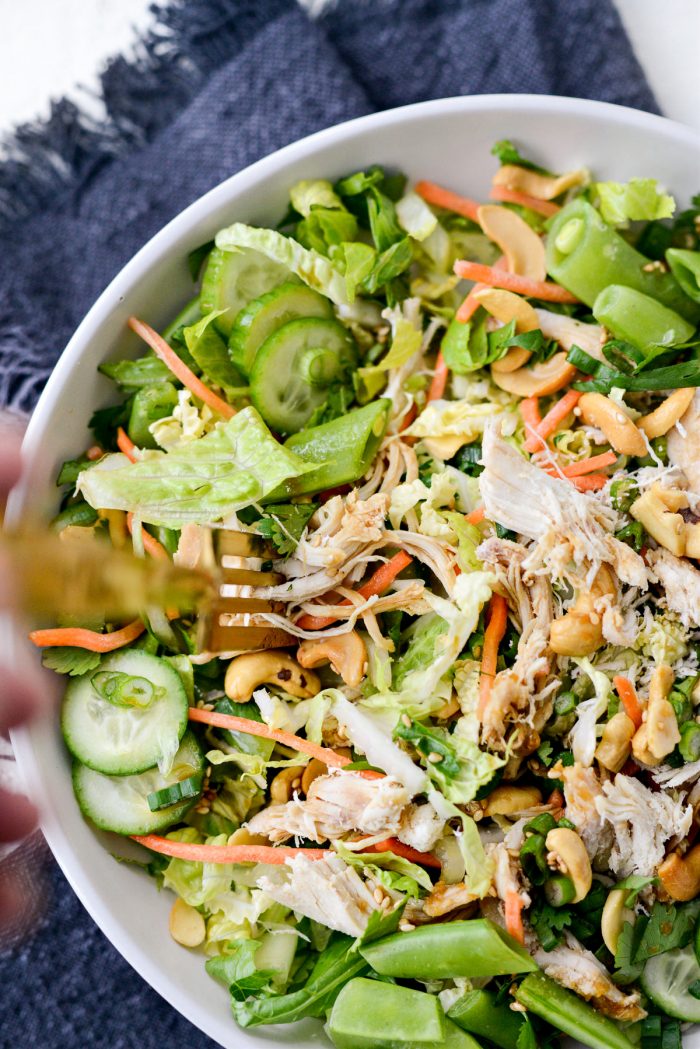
[516,1018,538,1049]
[491,140,550,175]
[42,647,101,677]
[256,502,317,557]
[394,719,461,777]
[487,322,559,364]
[529,899,572,951]
[89,400,132,450]
[615,875,658,908]
[57,457,93,486]
[205,940,275,1001]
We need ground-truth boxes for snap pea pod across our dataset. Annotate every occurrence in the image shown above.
[127,381,179,449]
[327,978,446,1048]
[447,988,524,1049]
[359,919,538,979]
[52,502,99,532]
[269,399,391,499]
[513,972,636,1049]
[592,285,696,354]
[666,248,700,304]
[546,200,700,322]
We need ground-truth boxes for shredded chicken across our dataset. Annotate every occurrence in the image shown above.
[647,546,700,628]
[294,491,389,570]
[257,854,379,937]
[480,424,647,590]
[594,773,693,877]
[423,881,478,917]
[534,308,605,360]
[491,842,531,912]
[246,770,409,844]
[396,802,445,854]
[533,933,645,1022]
[667,389,700,496]
[558,763,612,865]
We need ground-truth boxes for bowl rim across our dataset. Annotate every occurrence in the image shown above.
[9,93,700,1047]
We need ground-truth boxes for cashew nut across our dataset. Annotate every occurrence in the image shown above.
[169,897,206,948]
[594,711,635,772]
[482,785,543,817]
[99,508,129,549]
[630,484,687,556]
[578,393,647,456]
[491,352,576,397]
[545,827,592,903]
[477,204,546,280]
[297,631,367,688]
[270,766,303,804]
[491,345,533,373]
[644,664,680,760]
[228,827,269,847]
[435,695,461,720]
[422,435,467,461]
[601,888,635,955]
[224,650,320,702]
[686,523,700,560]
[658,844,700,901]
[492,165,588,201]
[473,287,539,375]
[301,757,327,795]
[549,565,616,657]
[638,388,694,439]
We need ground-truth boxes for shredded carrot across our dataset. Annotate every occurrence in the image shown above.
[477,594,508,719]
[613,676,644,729]
[520,396,543,453]
[188,707,350,767]
[548,788,564,809]
[561,451,618,478]
[415,180,481,224]
[400,402,418,432]
[362,837,442,869]
[571,473,608,492]
[116,427,138,463]
[296,550,413,631]
[465,506,485,526]
[86,445,103,461]
[455,255,508,323]
[428,351,449,402]
[536,390,582,442]
[132,835,328,864]
[489,185,560,218]
[126,512,170,561]
[453,261,580,304]
[29,619,145,652]
[128,316,235,419]
[505,890,525,944]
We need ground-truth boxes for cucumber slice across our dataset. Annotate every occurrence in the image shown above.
[62,651,188,776]
[147,773,203,812]
[199,246,294,336]
[229,281,333,377]
[640,944,700,1022]
[73,730,204,835]
[250,317,357,434]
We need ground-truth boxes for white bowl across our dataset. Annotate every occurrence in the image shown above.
[10,95,700,1049]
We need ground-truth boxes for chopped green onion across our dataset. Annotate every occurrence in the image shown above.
[544,875,576,907]
[554,691,576,716]
[679,722,700,762]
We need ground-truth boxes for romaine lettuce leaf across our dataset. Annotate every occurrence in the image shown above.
[290,179,344,217]
[183,310,246,394]
[396,191,438,242]
[215,223,350,305]
[77,406,318,526]
[333,841,432,893]
[594,178,675,227]
[357,297,422,392]
[396,716,504,804]
[429,790,494,898]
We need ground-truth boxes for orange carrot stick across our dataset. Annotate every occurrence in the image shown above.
[520,396,543,453]
[128,316,235,419]
[561,451,617,478]
[613,675,644,729]
[29,619,145,652]
[428,351,449,402]
[489,185,560,218]
[453,261,580,304]
[126,512,170,561]
[536,390,582,442]
[415,180,481,224]
[465,506,485,526]
[187,707,351,768]
[132,835,328,864]
[116,427,138,463]
[362,837,442,869]
[455,255,508,324]
[296,550,413,631]
[477,594,508,719]
[505,890,526,944]
[571,473,608,492]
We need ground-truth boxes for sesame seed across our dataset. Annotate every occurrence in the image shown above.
[373,888,384,905]
[399,921,415,932]
[428,751,443,763]
[292,778,301,790]
[401,714,412,727]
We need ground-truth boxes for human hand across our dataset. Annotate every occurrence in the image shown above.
[0,432,52,927]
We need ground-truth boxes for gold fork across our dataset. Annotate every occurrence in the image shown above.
[4,525,296,653]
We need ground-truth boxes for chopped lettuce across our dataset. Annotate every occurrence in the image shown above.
[392,614,448,691]
[149,389,216,451]
[333,841,432,893]
[356,298,422,395]
[77,407,318,527]
[594,178,675,227]
[569,658,612,767]
[215,223,350,305]
[290,179,344,217]
[396,191,438,242]
[332,693,428,795]
[405,395,507,445]
[182,310,246,395]
[429,791,494,898]
[395,716,504,804]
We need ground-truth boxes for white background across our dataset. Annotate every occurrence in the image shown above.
[1,0,699,137]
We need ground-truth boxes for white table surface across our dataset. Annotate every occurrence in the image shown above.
[1,0,699,137]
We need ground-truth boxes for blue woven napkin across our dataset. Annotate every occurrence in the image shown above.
[0,1,656,1046]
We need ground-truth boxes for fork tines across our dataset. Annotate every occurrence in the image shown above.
[196,529,296,654]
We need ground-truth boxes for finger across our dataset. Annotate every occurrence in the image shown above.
[0,668,48,735]
[0,786,37,843]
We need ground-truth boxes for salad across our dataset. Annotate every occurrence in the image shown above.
[32,140,700,1049]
